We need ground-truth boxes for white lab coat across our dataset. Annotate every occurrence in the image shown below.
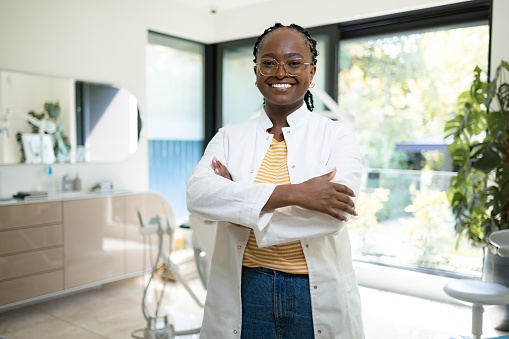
[186,104,364,338]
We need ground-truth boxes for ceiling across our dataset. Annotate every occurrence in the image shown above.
[173,0,274,13]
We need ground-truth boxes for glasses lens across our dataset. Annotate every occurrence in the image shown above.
[258,58,278,76]
[284,58,306,76]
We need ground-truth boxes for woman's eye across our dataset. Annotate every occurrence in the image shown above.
[287,60,304,68]
[261,60,276,67]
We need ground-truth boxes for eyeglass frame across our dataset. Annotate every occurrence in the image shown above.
[255,57,313,77]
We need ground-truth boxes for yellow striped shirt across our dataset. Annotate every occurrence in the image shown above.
[242,137,308,274]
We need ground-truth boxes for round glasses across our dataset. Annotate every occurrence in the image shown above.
[256,58,311,77]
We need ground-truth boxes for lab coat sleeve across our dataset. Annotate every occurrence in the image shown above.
[253,123,363,247]
[186,128,276,229]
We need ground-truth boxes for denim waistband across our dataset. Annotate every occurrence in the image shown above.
[242,265,309,277]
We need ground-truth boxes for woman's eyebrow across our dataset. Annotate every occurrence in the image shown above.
[260,52,305,59]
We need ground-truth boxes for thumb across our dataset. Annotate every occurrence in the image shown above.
[321,168,337,181]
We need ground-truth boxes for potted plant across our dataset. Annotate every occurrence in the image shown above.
[15,101,71,163]
[444,60,509,330]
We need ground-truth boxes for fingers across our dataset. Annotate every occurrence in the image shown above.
[320,167,337,181]
[330,182,356,197]
[212,157,232,180]
[330,199,358,218]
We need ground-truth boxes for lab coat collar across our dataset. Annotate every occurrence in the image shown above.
[258,104,310,132]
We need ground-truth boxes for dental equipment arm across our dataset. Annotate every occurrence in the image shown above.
[5,107,57,134]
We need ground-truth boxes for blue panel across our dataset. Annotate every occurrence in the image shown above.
[148,140,203,222]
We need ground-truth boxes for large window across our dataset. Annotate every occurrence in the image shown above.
[339,21,490,276]
[146,32,205,221]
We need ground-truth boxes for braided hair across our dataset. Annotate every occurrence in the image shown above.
[253,23,318,111]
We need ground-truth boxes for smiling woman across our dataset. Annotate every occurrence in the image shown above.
[187,23,363,339]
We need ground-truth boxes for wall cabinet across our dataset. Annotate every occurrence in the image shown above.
[0,192,174,309]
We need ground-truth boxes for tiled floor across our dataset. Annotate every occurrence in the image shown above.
[1,273,508,339]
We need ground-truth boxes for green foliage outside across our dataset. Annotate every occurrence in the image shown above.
[341,24,489,274]
[339,26,489,169]
[402,189,453,267]
[349,187,390,253]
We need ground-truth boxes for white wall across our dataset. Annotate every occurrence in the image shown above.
[0,0,507,196]
[0,0,213,195]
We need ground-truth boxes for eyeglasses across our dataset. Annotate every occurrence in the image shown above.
[256,58,311,77]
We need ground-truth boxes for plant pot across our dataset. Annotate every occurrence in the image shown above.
[482,248,509,331]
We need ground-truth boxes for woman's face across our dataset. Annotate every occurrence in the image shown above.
[254,29,316,113]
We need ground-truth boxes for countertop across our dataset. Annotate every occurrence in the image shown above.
[0,190,136,206]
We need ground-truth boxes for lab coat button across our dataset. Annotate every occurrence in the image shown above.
[287,130,290,133]
[313,285,318,289]
[266,136,270,140]
[238,245,242,250]
[291,165,295,169]
[305,244,309,248]
[250,170,253,174]
[234,329,238,334]
[317,329,322,334]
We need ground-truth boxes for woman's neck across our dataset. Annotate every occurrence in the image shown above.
[264,103,301,142]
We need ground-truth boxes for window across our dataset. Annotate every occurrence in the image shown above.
[339,17,490,276]
[146,32,205,221]
[221,44,261,125]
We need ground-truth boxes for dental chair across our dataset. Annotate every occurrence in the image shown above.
[444,230,509,339]
[131,210,204,339]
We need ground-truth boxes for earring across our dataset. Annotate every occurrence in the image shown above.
[309,81,315,88]
[255,82,258,87]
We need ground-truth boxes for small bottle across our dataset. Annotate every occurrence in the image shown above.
[44,166,54,193]
[73,172,82,191]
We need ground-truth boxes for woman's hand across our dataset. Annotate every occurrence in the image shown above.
[263,168,357,222]
[212,157,232,180]
[294,168,357,221]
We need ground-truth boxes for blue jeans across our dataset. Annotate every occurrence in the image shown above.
[241,266,315,339]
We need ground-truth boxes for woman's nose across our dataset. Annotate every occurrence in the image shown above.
[275,62,287,78]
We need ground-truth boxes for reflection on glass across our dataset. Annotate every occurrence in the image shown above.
[75,82,140,163]
[0,70,140,164]
[339,23,490,276]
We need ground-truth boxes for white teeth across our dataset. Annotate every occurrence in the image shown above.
[271,83,292,88]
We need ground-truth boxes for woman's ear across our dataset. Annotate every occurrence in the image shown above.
[310,65,317,80]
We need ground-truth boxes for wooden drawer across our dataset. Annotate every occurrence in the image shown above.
[0,224,63,256]
[0,247,63,280]
[0,270,63,306]
[0,202,62,230]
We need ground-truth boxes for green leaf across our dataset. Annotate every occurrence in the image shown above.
[498,83,509,111]
[472,141,505,173]
[487,110,509,140]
